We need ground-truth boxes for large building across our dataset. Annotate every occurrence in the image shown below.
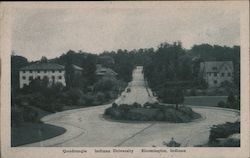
[19,63,66,88]
[200,61,234,87]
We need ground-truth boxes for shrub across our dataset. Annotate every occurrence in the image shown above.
[96,92,105,103]
[119,104,130,113]
[94,78,117,92]
[143,102,151,108]
[67,88,83,105]
[220,138,240,147]
[104,103,201,123]
[209,122,240,142]
[83,94,95,106]
[104,107,112,115]
[217,101,227,108]
[154,110,165,121]
[112,103,118,108]
[144,102,162,109]
[190,88,197,96]
[132,102,141,108]
[104,92,111,100]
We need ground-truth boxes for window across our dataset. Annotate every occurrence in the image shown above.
[58,76,62,79]
[52,70,55,73]
[221,73,224,77]
[214,80,217,84]
[228,73,231,77]
[225,67,228,70]
[44,70,47,73]
[52,76,55,80]
[212,67,217,70]
[37,76,41,79]
[59,70,62,73]
[29,70,32,73]
[22,76,26,80]
[214,72,217,77]
[29,76,33,81]
[22,70,26,73]
[37,70,40,73]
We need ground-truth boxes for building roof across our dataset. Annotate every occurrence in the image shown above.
[20,63,65,71]
[98,56,115,64]
[72,64,83,71]
[96,64,117,76]
[200,61,233,73]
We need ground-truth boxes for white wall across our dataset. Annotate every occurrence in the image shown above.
[19,70,66,88]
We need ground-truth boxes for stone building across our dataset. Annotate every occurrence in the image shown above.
[200,61,234,88]
[19,63,66,88]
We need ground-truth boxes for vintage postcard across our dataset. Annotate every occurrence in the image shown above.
[0,1,249,158]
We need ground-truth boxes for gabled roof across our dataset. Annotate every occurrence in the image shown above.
[200,61,233,73]
[96,64,117,76]
[20,63,65,71]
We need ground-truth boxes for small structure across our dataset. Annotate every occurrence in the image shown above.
[95,64,117,79]
[72,64,83,75]
[19,63,66,88]
[200,61,234,88]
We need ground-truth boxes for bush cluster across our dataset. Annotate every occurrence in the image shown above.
[13,77,127,114]
[208,121,240,147]
[217,94,240,110]
[104,102,201,123]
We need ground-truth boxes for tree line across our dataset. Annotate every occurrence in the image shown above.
[11,42,240,111]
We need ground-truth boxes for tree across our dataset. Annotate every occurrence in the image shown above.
[40,56,48,63]
[11,55,28,92]
[173,87,184,110]
[227,93,236,109]
[161,87,184,110]
[81,55,97,86]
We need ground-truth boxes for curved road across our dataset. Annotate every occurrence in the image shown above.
[23,66,239,147]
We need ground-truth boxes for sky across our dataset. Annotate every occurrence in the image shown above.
[11,2,240,61]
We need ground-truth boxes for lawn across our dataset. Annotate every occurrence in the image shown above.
[184,96,227,107]
[11,104,66,147]
[11,122,66,147]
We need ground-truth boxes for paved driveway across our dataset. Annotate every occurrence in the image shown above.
[23,66,239,147]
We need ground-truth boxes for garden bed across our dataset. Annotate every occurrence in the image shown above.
[104,102,201,123]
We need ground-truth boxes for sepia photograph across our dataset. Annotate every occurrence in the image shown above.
[1,1,249,158]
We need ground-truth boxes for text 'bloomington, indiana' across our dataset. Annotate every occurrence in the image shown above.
[62,148,186,154]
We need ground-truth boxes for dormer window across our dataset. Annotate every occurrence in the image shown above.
[212,67,217,70]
